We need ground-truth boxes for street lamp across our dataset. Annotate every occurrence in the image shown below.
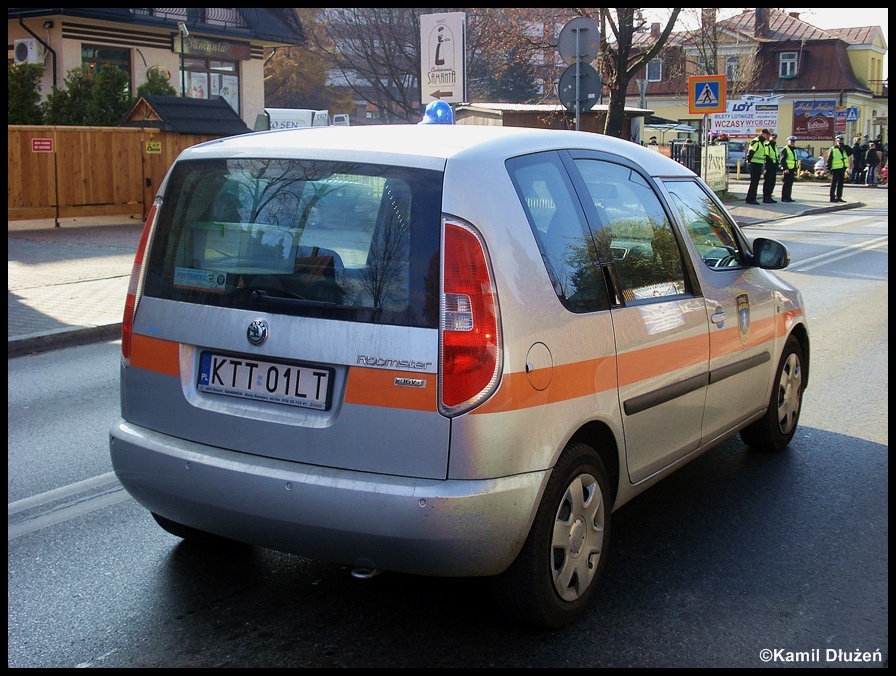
[177,21,189,97]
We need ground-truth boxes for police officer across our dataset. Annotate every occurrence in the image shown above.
[762,132,780,203]
[745,128,771,205]
[827,134,851,202]
[779,135,799,203]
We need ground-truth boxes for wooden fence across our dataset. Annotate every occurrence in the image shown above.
[7,126,222,222]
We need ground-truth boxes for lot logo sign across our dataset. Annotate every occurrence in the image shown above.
[710,95,781,140]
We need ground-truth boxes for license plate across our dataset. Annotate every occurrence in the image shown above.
[197,352,332,410]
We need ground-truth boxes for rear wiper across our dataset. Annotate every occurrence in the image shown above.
[249,289,338,309]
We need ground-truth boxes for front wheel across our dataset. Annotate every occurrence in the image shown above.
[741,335,805,451]
[491,442,612,628]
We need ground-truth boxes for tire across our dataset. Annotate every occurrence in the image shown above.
[491,442,612,629]
[151,512,238,545]
[741,335,805,451]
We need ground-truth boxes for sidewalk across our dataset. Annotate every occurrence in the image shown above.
[8,215,145,357]
[7,179,881,358]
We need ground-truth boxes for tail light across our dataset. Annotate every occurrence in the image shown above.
[121,200,160,364]
[440,219,502,416]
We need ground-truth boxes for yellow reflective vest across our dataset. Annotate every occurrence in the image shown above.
[748,136,767,164]
[780,145,798,170]
[828,145,849,170]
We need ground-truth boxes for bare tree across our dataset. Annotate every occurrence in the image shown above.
[308,8,424,123]
[465,8,683,136]
[307,8,555,120]
[671,8,762,97]
[265,8,361,113]
[595,8,682,138]
[277,8,682,135]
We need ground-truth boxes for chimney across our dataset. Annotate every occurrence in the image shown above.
[650,23,660,39]
[755,8,769,37]
[789,12,800,20]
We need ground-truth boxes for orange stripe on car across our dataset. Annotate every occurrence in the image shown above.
[474,355,618,414]
[709,314,778,357]
[345,368,438,411]
[129,334,180,377]
[616,334,708,386]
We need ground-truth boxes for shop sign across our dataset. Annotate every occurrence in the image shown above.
[182,36,251,60]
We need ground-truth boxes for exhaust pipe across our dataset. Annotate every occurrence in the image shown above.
[351,566,382,579]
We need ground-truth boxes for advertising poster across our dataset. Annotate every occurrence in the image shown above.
[186,71,208,99]
[217,74,239,112]
[792,100,836,141]
[419,12,466,104]
[710,95,780,140]
[835,107,848,135]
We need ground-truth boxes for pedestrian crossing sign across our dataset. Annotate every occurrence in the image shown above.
[688,75,726,114]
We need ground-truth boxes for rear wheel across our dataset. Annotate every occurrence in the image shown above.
[491,442,611,628]
[741,335,805,451]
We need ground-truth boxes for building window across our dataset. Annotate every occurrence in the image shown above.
[779,51,798,78]
[180,58,240,113]
[647,58,662,82]
[81,44,132,92]
[725,56,739,82]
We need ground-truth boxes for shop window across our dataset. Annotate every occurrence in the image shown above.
[181,58,240,113]
[81,44,131,92]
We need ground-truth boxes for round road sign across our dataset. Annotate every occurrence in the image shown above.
[558,16,600,65]
[558,63,601,113]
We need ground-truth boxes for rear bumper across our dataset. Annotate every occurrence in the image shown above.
[110,419,547,577]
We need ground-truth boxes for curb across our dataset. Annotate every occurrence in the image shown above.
[8,323,122,358]
[736,200,864,226]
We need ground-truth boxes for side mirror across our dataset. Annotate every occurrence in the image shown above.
[752,237,790,270]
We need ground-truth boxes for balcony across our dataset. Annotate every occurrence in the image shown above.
[868,80,888,98]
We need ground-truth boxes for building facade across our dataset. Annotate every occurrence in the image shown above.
[630,8,888,153]
[8,8,304,130]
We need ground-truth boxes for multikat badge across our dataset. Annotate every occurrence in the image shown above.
[736,294,750,344]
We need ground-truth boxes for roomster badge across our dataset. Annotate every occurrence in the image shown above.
[247,319,269,346]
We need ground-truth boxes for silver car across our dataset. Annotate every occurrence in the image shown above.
[722,140,747,170]
[110,124,809,628]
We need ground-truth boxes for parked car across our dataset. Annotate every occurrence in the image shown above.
[722,140,747,170]
[110,124,810,629]
[794,146,818,172]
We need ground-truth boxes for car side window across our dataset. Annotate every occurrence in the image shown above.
[506,153,609,313]
[573,159,687,302]
[663,179,746,269]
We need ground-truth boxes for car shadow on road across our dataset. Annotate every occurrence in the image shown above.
[111,428,887,667]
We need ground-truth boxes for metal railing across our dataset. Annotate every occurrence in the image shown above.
[868,80,888,98]
[132,8,247,29]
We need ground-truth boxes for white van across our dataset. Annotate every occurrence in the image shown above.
[254,108,330,131]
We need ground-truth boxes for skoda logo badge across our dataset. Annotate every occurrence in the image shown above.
[247,319,269,346]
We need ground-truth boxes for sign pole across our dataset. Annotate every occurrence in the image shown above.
[557,17,600,132]
[575,29,581,131]
[702,114,708,182]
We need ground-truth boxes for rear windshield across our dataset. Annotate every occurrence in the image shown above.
[143,158,443,328]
